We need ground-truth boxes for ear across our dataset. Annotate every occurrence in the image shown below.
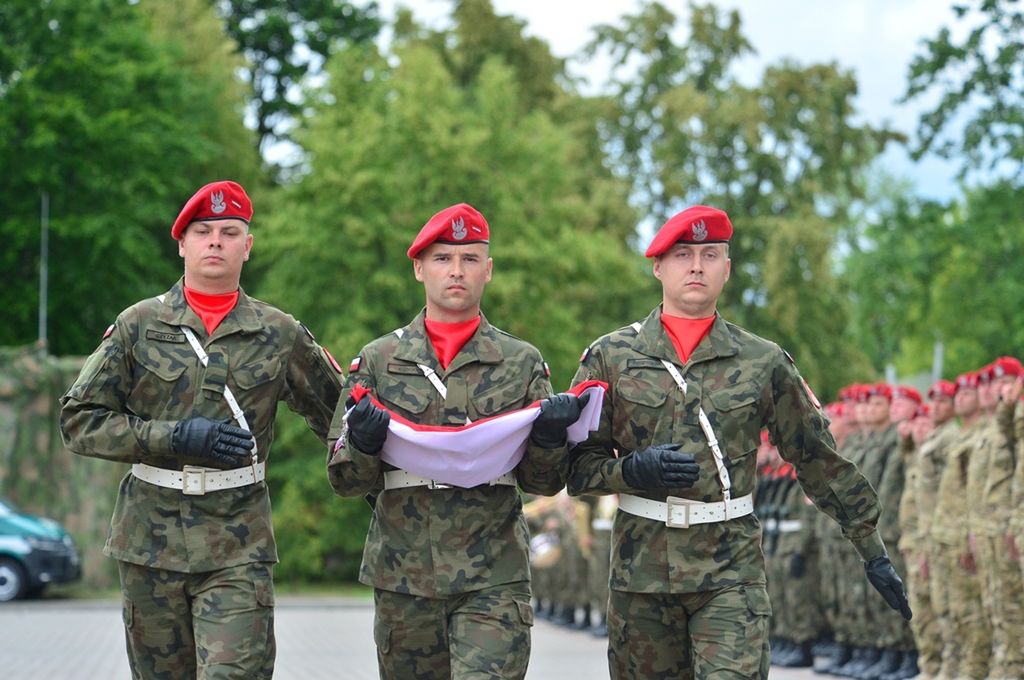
[484,257,493,283]
[724,255,731,282]
[652,257,662,281]
[178,238,186,258]
[412,258,424,282]
[243,233,254,261]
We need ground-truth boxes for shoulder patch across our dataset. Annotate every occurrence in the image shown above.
[783,349,796,365]
[300,323,316,341]
[543,361,551,378]
[580,346,591,364]
[322,348,343,375]
[349,355,362,373]
[103,324,115,340]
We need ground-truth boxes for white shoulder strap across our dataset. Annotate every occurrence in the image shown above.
[393,327,447,399]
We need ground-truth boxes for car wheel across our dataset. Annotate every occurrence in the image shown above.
[0,558,28,602]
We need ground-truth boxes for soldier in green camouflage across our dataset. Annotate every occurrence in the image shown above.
[59,181,343,679]
[325,203,585,679]
[567,205,910,679]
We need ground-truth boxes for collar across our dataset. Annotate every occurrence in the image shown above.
[156,278,262,337]
[394,309,504,374]
[633,306,740,366]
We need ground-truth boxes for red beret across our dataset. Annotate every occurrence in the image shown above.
[862,383,892,402]
[927,380,956,400]
[893,385,922,403]
[645,205,733,258]
[171,180,253,240]
[955,372,979,392]
[991,356,1023,378]
[407,203,490,259]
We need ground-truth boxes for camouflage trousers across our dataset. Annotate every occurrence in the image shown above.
[589,529,612,618]
[117,560,275,680]
[373,582,533,679]
[777,550,824,644]
[607,583,771,680]
[834,542,873,648]
[903,548,941,676]
[931,547,991,679]
[978,533,1024,677]
[869,545,915,650]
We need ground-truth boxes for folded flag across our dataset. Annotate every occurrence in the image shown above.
[341,380,607,488]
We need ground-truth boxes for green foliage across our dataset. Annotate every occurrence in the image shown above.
[0,0,260,356]
[903,0,1024,182]
[217,0,381,161]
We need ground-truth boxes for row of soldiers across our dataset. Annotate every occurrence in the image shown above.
[760,356,1024,680]
[523,491,618,637]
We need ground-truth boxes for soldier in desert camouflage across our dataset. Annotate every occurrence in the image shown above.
[326,203,586,679]
[567,205,911,679]
[60,180,343,679]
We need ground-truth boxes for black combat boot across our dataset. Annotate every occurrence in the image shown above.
[858,648,901,679]
[554,603,576,627]
[771,639,793,665]
[779,640,814,668]
[846,646,881,678]
[880,650,918,680]
[833,646,868,677]
[572,604,592,630]
[815,642,852,675]
[590,617,608,637]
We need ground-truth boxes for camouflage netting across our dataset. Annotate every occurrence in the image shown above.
[0,344,124,589]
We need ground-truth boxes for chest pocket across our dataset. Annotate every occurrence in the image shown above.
[129,340,192,416]
[707,379,761,461]
[471,379,528,419]
[613,371,672,450]
[377,374,432,418]
[228,355,283,430]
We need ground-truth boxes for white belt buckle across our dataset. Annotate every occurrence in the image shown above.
[428,479,451,490]
[665,497,690,528]
[182,466,207,496]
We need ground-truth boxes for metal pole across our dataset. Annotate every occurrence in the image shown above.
[39,191,49,348]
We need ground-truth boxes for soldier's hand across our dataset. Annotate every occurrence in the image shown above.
[347,398,390,455]
[171,416,254,469]
[621,444,699,489]
[530,393,591,448]
[864,555,913,621]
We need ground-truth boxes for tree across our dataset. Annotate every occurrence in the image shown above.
[903,0,1024,184]
[0,0,258,356]
[216,0,380,164]
[584,1,896,393]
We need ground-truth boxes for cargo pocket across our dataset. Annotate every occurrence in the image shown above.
[743,584,773,619]
[607,610,633,677]
[515,600,535,627]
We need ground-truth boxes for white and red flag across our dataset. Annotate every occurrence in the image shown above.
[340,380,607,488]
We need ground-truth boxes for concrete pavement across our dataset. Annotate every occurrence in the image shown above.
[0,597,826,678]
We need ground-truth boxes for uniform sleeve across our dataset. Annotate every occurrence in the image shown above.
[765,355,886,562]
[283,325,343,445]
[326,349,385,497]
[59,315,177,463]
[565,344,635,496]
[515,355,569,496]
[996,399,1016,445]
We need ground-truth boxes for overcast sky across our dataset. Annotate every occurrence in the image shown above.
[375,0,966,201]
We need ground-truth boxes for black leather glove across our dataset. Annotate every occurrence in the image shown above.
[347,398,390,455]
[530,392,591,448]
[171,416,254,469]
[789,553,806,578]
[621,444,699,489]
[865,554,913,620]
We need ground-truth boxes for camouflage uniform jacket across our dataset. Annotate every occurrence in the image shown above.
[60,279,342,572]
[326,310,564,598]
[567,308,885,594]
[1012,401,1024,538]
[981,401,1017,536]
[965,416,996,537]
[872,426,904,545]
[931,420,976,548]
[908,419,956,547]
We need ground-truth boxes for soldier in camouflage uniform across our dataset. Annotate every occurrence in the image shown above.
[325,203,585,679]
[60,181,343,679]
[979,357,1024,678]
[566,205,910,680]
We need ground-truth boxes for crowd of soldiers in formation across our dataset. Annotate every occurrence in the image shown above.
[525,356,1024,680]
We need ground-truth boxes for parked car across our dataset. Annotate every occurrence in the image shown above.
[0,498,80,601]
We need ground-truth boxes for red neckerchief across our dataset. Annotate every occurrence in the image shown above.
[183,286,239,336]
[660,313,716,363]
[424,316,481,370]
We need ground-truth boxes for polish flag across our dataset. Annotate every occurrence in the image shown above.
[343,380,607,488]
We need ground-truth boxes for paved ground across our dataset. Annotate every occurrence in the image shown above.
[0,597,827,678]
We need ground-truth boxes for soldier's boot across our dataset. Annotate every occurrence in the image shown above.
[858,648,901,679]
[779,641,814,668]
[815,643,852,675]
[554,603,576,627]
[537,600,555,620]
[879,651,918,680]
[771,639,793,665]
[590,618,608,637]
[848,647,883,678]
[832,646,868,677]
[571,604,592,630]
[812,632,836,658]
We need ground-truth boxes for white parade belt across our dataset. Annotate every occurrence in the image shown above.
[777,520,803,533]
[383,469,516,491]
[131,462,266,496]
[619,493,754,528]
